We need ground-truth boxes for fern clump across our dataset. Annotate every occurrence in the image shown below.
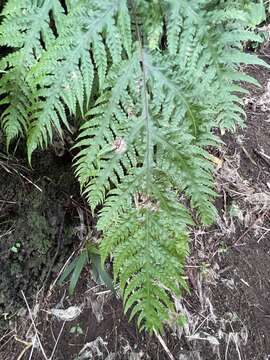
[0,0,268,333]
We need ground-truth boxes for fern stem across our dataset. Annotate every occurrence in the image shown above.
[134,11,153,193]
[134,7,154,331]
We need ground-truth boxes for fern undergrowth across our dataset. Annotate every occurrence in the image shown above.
[0,0,268,333]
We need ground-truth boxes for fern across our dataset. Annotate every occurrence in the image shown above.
[0,0,268,333]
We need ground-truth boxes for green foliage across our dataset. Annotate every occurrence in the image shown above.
[0,0,268,333]
[59,243,113,295]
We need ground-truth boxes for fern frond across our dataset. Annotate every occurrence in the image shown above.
[0,0,268,334]
[117,0,132,57]
[166,1,182,55]
[74,53,141,210]
[26,0,130,159]
[73,0,268,327]
[100,196,191,333]
[0,0,65,144]
[0,66,32,144]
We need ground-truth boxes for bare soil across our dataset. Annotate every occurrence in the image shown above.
[1,45,270,360]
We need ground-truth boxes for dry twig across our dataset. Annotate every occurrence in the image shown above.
[21,291,48,360]
[154,330,175,360]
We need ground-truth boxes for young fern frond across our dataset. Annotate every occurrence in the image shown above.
[0,0,268,333]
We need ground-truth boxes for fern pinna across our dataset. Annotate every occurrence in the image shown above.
[0,0,267,333]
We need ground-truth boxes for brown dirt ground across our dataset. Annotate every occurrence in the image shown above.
[1,46,270,360]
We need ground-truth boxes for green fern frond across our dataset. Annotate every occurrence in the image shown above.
[101,197,191,333]
[27,1,120,157]
[0,0,64,144]
[0,0,268,333]
[117,0,132,57]
[0,67,32,144]
[74,53,141,209]
[166,1,182,55]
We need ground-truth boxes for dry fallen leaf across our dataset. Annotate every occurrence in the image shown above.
[50,306,82,321]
